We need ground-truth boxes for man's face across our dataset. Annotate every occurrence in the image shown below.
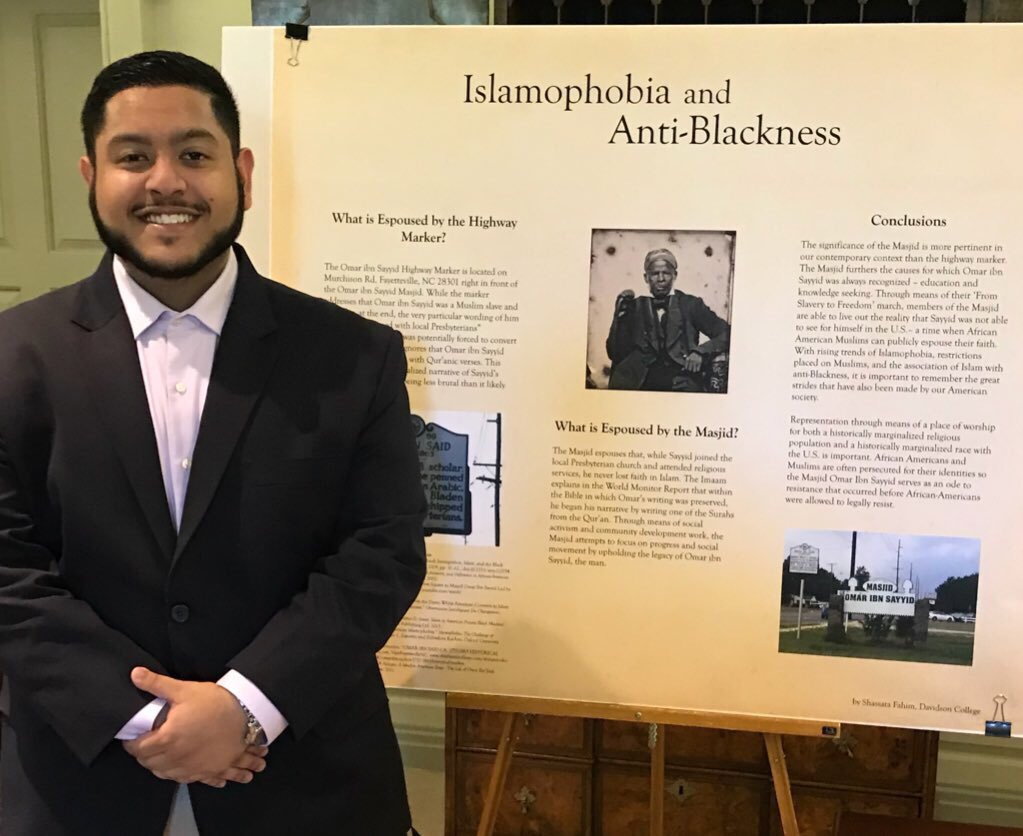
[644,259,677,299]
[79,85,253,280]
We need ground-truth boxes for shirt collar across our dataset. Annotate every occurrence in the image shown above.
[112,248,239,339]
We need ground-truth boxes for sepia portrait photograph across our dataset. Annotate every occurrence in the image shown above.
[586,229,736,394]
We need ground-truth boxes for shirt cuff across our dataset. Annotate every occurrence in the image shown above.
[218,669,288,745]
[115,698,166,740]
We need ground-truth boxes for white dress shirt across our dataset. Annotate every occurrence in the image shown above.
[109,252,287,830]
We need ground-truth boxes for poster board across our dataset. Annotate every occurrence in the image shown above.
[223,23,1023,735]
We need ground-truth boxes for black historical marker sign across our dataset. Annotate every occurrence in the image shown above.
[412,415,472,536]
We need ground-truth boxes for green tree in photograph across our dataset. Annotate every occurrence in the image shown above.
[935,573,978,613]
[780,559,841,603]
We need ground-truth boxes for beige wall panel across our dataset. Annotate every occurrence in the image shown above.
[0,287,22,312]
[223,25,273,275]
[98,0,143,61]
[36,14,104,249]
[0,2,43,268]
[0,0,102,305]
[937,732,1023,826]
[143,0,251,69]
[100,0,250,67]
[0,45,8,251]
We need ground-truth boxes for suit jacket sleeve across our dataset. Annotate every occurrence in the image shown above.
[0,430,165,765]
[606,295,636,363]
[690,297,730,357]
[227,329,426,738]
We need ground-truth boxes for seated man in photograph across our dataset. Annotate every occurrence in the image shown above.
[606,248,730,392]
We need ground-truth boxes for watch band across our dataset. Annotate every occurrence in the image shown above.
[235,697,267,746]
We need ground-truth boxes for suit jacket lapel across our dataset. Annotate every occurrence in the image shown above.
[71,254,176,560]
[665,292,687,351]
[174,248,279,560]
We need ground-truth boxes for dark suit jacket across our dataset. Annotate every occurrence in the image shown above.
[0,245,427,835]
[606,290,730,390]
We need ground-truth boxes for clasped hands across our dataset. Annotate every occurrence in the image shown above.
[122,667,267,789]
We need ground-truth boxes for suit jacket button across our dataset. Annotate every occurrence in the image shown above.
[170,604,190,623]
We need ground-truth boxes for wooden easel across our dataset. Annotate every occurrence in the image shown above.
[447,692,840,836]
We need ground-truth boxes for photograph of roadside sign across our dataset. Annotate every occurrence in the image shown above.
[412,411,502,547]
[788,543,819,640]
[778,529,980,666]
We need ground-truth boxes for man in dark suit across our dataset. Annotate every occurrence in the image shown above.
[606,248,730,392]
[0,51,426,835]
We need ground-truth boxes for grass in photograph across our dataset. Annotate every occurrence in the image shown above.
[778,624,974,666]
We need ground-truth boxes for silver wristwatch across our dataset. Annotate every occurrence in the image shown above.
[236,698,267,746]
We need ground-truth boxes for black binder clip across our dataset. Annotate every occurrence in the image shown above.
[284,23,306,66]
[985,695,1011,737]
[285,18,309,67]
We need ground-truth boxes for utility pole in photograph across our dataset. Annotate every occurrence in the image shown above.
[476,414,502,547]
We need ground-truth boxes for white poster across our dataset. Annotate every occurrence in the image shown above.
[226,23,1023,734]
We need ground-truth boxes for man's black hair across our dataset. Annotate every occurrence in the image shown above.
[81,50,240,161]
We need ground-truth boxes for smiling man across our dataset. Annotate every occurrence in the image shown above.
[0,52,426,835]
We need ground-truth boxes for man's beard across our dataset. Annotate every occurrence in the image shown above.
[88,174,245,280]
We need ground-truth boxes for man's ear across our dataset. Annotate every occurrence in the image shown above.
[236,148,254,210]
[79,155,94,188]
